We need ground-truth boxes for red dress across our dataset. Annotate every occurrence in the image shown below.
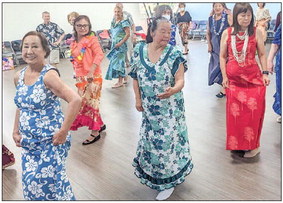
[225,27,266,150]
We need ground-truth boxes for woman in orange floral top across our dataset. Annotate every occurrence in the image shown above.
[70,15,106,145]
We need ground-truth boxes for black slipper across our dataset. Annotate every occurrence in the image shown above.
[82,134,101,145]
[99,125,106,133]
[216,92,226,98]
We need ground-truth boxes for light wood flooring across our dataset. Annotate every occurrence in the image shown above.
[2,40,281,200]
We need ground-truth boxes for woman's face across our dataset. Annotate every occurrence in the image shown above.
[69,16,76,26]
[162,9,171,16]
[237,10,252,28]
[179,4,185,9]
[213,3,224,15]
[22,35,46,65]
[75,19,90,37]
[114,8,123,20]
[152,21,171,47]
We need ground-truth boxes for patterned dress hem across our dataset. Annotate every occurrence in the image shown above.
[70,115,103,131]
[132,159,193,191]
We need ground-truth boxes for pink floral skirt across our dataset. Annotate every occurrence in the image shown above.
[71,75,104,131]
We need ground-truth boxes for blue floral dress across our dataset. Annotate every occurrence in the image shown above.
[105,19,130,80]
[129,42,193,191]
[14,64,75,200]
[272,24,281,116]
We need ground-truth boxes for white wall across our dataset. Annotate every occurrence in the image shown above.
[3,2,144,41]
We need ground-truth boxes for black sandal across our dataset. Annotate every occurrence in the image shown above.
[99,125,106,133]
[82,134,101,145]
[216,92,226,98]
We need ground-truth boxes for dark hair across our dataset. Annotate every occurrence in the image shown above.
[232,3,254,36]
[212,3,228,10]
[274,11,281,32]
[179,3,186,8]
[73,15,94,42]
[257,3,265,8]
[146,17,170,43]
[21,31,50,58]
[154,5,173,21]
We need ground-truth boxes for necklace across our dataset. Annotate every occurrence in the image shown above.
[231,29,249,67]
[236,29,248,40]
[70,32,95,67]
[212,12,226,36]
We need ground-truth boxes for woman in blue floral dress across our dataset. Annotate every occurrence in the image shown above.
[267,24,281,122]
[129,18,193,201]
[105,5,130,88]
[13,31,81,200]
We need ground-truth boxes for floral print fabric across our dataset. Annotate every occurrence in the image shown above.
[105,19,130,80]
[225,27,266,150]
[129,42,193,191]
[14,65,75,200]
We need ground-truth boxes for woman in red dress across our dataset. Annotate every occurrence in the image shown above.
[219,3,270,158]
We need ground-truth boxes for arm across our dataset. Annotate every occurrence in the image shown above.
[219,29,229,88]
[206,21,212,52]
[44,70,82,145]
[267,43,279,73]
[87,37,105,81]
[256,28,270,86]
[133,79,144,112]
[158,63,185,99]
[115,27,130,48]
[13,71,22,147]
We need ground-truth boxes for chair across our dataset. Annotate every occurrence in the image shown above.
[11,40,26,65]
[198,20,208,40]
[96,29,111,52]
[189,20,199,39]
[2,41,16,69]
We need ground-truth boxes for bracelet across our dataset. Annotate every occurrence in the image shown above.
[262,71,269,75]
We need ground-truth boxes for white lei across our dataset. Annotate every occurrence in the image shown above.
[212,12,226,36]
[231,29,249,67]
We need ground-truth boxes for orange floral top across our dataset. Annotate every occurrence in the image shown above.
[70,34,104,77]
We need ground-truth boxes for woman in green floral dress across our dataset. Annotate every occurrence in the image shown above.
[129,17,193,201]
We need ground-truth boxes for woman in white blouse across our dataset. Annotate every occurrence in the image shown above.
[255,3,271,42]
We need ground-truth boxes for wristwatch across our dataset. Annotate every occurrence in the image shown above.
[262,71,269,75]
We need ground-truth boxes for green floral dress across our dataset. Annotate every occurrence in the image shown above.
[129,42,193,191]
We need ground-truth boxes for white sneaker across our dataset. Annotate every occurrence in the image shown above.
[276,116,281,123]
[155,188,174,201]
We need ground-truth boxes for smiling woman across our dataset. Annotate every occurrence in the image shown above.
[13,31,81,200]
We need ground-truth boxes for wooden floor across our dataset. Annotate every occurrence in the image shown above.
[2,40,281,200]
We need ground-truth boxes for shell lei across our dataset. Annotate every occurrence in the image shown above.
[212,12,226,36]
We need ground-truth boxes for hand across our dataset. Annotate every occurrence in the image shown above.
[267,59,274,74]
[52,129,68,145]
[157,87,175,99]
[115,43,121,49]
[222,77,229,88]
[53,41,60,46]
[263,74,270,86]
[87,72,94,83]
[13,132,22,147]
[208,44,212,53]
[135,99,144,112]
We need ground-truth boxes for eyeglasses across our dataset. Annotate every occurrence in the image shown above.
[76,24,89,29]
